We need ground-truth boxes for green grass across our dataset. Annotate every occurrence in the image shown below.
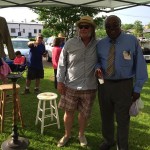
[0,63,150,150]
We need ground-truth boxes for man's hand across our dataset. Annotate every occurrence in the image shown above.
[57,82,66,95]
[95,68,103,78]
[28,41,38,47]
[43,51,48,57]
[132,92,140,102]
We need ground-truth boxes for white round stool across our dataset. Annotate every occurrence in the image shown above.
[35,92,60,134]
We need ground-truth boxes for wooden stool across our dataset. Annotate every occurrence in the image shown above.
[0,84,24,133]
[35,92,60,134]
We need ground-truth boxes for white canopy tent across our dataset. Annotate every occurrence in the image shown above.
[0,0,150,12]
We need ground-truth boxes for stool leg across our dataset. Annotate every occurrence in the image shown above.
[54,99,60,129]
[0,91,3,133]
[35,99,41,125]
[50,100,53,121]
[0,91,2,120]
[1,91,6,133]
[0,91,2,113]
[41,100,46,134]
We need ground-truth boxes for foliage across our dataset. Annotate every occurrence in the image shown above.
[133,20,143,37]
[122,24,134,32]
[29,38,35,41]
[96,28,106,38]
[31,7,104,38]
[147,23,150,28]
[30,7,150,39]
[144,33,150,39]
[42,28,55,37]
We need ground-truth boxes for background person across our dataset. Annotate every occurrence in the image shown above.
[13,51,25,65]
[22,33,47,94]
[57,33,66,48]
[57,16,98,148]
[12,50,26,72]
[51,37,62,89]
[0,58,11,84]
[95,15,148,150]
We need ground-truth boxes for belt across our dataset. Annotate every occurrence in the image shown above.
[66,87,97,94]
[105,78,133,82]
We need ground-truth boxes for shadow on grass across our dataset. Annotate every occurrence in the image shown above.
[129,119,150,150]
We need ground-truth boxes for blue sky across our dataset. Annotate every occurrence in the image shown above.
[0,6,150,25]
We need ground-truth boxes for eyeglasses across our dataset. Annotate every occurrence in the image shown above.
[78,25,90,29]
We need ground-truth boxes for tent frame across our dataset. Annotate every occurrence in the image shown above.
[0,0,150,12]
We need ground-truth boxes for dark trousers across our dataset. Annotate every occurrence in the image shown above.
[54,69,57,89]
[98,78,133,150]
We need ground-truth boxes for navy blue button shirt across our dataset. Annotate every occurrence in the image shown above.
[28,43,46,69]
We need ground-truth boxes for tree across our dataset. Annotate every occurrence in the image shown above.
[147,23,150,28]
[42,28,54,38]
[96,28,106,38]
[122,24,134,32]
[30,19,36,22]
[31,7,104,38]
[133,20,143,37]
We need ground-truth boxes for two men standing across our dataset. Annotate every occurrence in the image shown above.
[57,15,148,150]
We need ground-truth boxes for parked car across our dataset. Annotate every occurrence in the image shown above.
[45,36,55,62]
[140,39,150,63]
[142,47,150,63]
[4,38,30,64]
[45,36,66,62]
[138,37,148,42]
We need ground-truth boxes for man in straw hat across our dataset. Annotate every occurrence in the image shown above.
[57,32,66,48]
[57,16,98,147]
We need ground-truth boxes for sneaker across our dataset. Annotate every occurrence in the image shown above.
[57,136,71,147]
[34,88,41,94]
[21,89,30,95]
[78,135,87,147]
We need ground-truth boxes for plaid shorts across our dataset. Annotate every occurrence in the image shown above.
[58,87,97,119]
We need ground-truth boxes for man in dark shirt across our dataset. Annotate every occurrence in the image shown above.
[22,33,47,94]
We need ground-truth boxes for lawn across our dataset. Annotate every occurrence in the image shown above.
[0,62,150,150]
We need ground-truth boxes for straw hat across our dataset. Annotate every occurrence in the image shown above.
[58,33,65,37]
[58,33,65,38]
[76,16,96,27]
